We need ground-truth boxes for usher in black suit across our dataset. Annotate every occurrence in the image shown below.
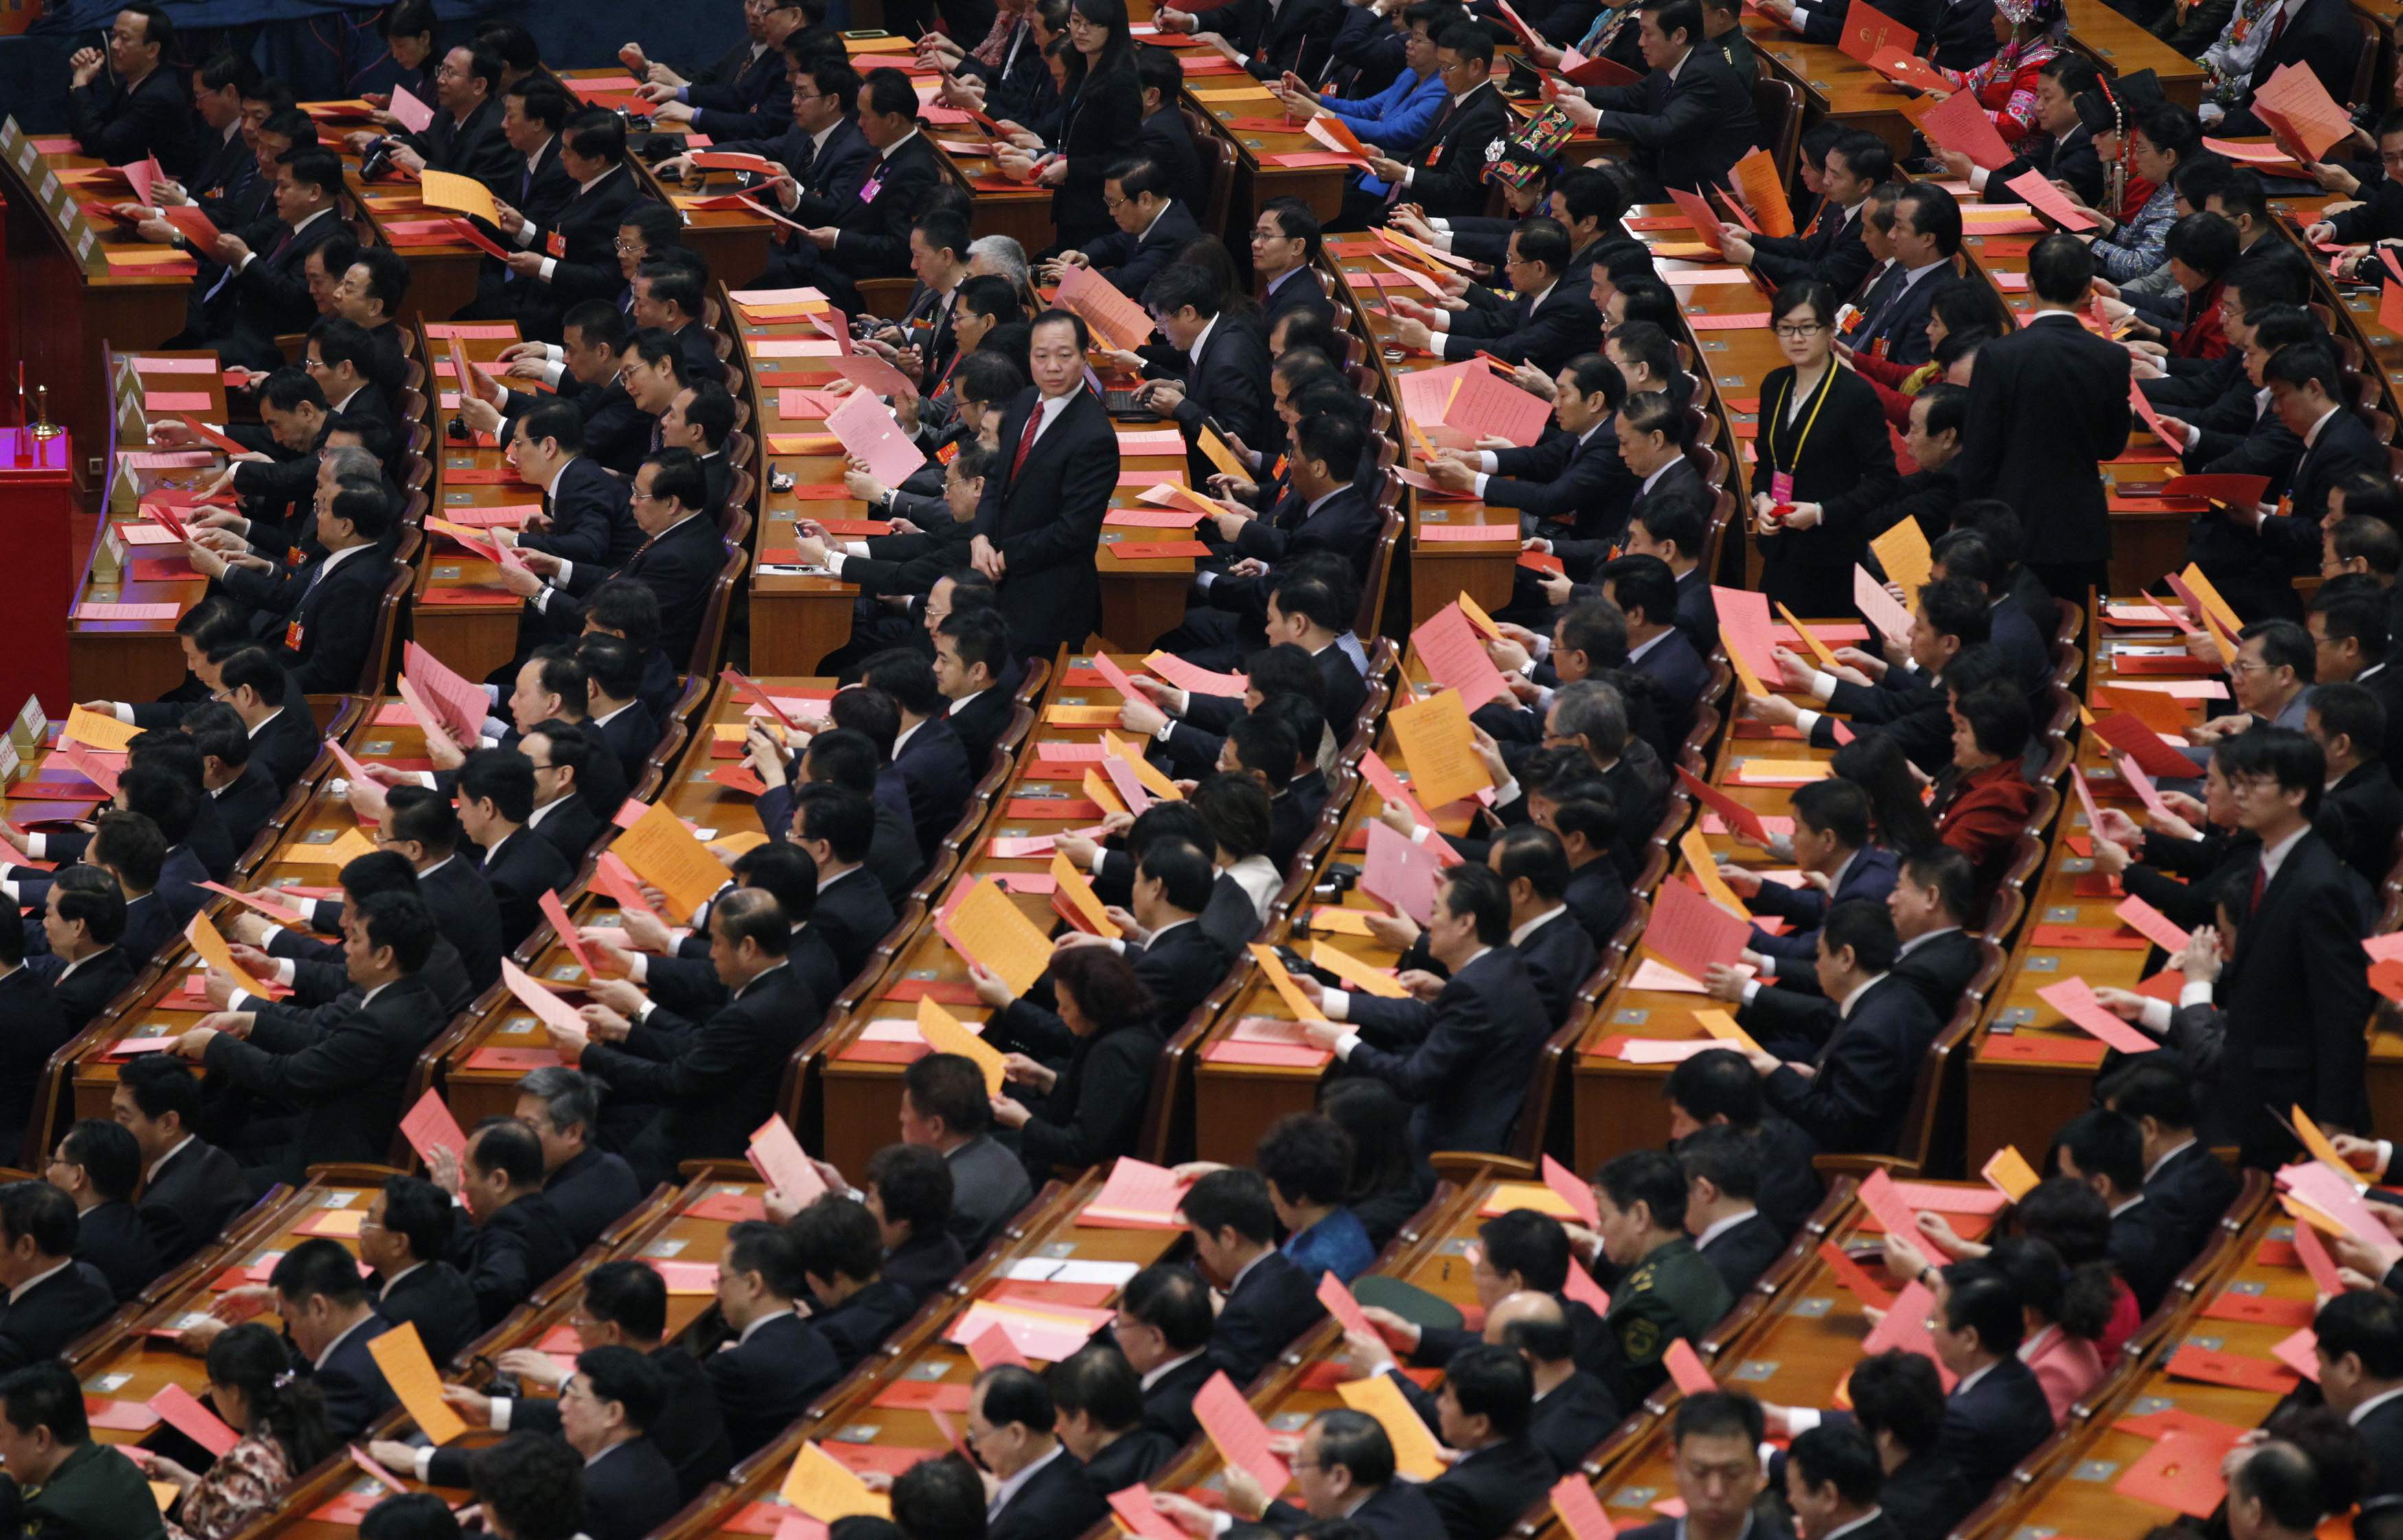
[1954,310,2132,595]
[971,387,1120,664]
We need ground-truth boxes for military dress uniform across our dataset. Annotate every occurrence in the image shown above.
[1606,1234,1733,1398]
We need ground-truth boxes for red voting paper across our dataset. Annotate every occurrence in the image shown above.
[2114,895,2191,954]
[1646,876,1751,981]
[403,641,488,743]
[1107,1487,1187,1540]
[1663,1339,1715,1397]
[2115,1429,2233,1519]
[1859,1279,1951,1387]
[2002,170,2098,231]
[538,888,602,979]
[198,881,306,927]
[1552,1473,1618,1540]
[1712,586,1780,687]
[2166,1343,2301,1393]
[1543,1155,1602,1227]
[1360,748,1439,828]
[1867,47,1951,91]
[1558,49,1641,87]
[148,1383,240,1457]
[1364,817,1448,927]
[828,352,917,399]
[1817,1241,1896,1309]
[1055,262,1153,352]
[2252,62,2353,160]
[1194,1371,1290,1495]
[2295,1218,2347,1295]
[2037,976,2161,1054]
[1916,87,2014,170]
[1675,765,1771,846]
[1317,1273,1381,1344]
[1665,187,1726,256]
[398,1088,467,1169]
[1856,1170,1928,1243]
[826,389,927,485]
[1083,1158,1191,1228]
[2091,712,2197,780]
[2163,473,2271,509]
[1409,604,1510,711]
[1839,1,1917,63]
[2128,386,2190,457]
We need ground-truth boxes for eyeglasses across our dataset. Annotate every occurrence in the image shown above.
[630,488,663,503]
[612,238,644,254]
[1101,195,1129,211]
[1773,321,1827,338]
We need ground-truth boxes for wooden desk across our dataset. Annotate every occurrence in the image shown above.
[413,321,542,686]
[0,117,198,501]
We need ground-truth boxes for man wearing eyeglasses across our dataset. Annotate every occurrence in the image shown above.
[2174,619,2317,772]
[631,0,807,139]
[662,53,871,229]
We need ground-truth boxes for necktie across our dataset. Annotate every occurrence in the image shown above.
[2251,858,2268,911]
[520,158,535,201]
[1011,402,1044,477]
[266,227,295,264]
[791,132,816,187]
[2265,2,2290,48]
[1854,265,1904,338]
[1384,97,1458,207]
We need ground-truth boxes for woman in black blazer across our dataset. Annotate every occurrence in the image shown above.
[1752,279,1901,618]
[1037,0,1145,250]
[981,943,1164,1179]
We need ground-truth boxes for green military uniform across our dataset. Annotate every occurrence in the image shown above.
[1703,23,1757,80]
[1605,1234,1734,1398]
[15,1440,168,1540]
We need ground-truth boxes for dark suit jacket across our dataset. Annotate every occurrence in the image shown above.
[1140,1351,1217,1443]
[376,1261,481,1368]
[1140,106,1208,214]
[544,1145,644,1252]
[507,1341,733,1499]
[582,963,817,1186]
[1882,1449,1981,1540]
[0,969,71,1161]
[1208,1250,1325,1384]
[2319,759,2402,886]
[249,702,320,792]
[946,1134,1035,1258]
[398,98,519,196]
[1749,198,1877,295]
[576,1436,685,1540]
[1528,1370,1623,1473]
[827,131,945,279]
[1440,276,1604,374]
[682,41,793,139]
[2140,1140,2239,1261]
[2356,1393,2403,1503]
[29,948,133,1037]
[213,762,283,858]
[990,1448,1109,1540]
[2224,0,2358,132]
[814,1277,921,1370]
[454,1193,579,1328]
[1228,0,1345,77]
[1749,847,1901,963]
[1267,1482,1449,1540]
[1955,312,2132,566]
[768,117,877,227]
[1747,926,1980,1053]
[135,1136,247,1269]
[207,974,446,1181]
[1698,1210,1786,1300]
[73,1202,159,1302]
[522,454,639,568]
[973,387,1119,661]
[481,827,575,955]
[946,670,1019,775]
[1841,261,1963,371]
[545,512,722,669]
[261,542,392,694]
[518,164,645,334]
[1005,1019,1166,1175]
[1515,908,1598,1028]
[0,1261,117,1370]
[1084,200,1202,302]
[1160,314,1274,489]
[1052,67,1147,244]
[1762,972,1941,1153]
[1484,423,1636,539]
[2107,1195,2187,1314]
[700,1310,840,1459]
[1393,80,1513,218]
[894,715,976,858]
[67,65,198,175]
[807,866,898,985]
[1346,947,1550,1153]
[2209,827,2373,1158]
[307,1311,398,1440]
[1424,1436,1556,1540]
[1585,47,1760,196]
[1938,1354,2054,1495]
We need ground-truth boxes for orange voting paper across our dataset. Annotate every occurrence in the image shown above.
[945,879,1053,996]
[781,1442,893,1521]
[417,168,499,224]
[1981,1145,2040,1202]
[1729,148,1794,238]
[1677,829,1750,917]
[1337,1375,1448,1480]
[62,706,139,752]
[918,997,1007,1094]
[1248,942,1329,1022]
[1049,852,1123,938]
[1386,691,1493,811]
[610,801,733,918]
[1308,940,1411,998]
[367,1322,468,1443]
[1870,518,1933,595]
[186,912,273,1000]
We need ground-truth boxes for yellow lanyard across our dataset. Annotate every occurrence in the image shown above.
[1771,365,1835,473]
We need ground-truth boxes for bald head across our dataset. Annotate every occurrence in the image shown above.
[1486,1289,1575,1364]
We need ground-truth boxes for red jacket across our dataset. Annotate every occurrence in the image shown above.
[1936,759,2043,897]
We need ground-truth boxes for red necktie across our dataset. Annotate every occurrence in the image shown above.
[2265,4,2289,47]
[1011,402,1043,478]
[2251,860,2268,911]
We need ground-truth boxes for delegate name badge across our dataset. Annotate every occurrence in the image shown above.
[1771,471,1794,504]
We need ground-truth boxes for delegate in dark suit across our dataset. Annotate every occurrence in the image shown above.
[266,544,394,694]
[1381,80,1512,219]
[480,828,575,954]
[376,1260,481,1368]
[1482,422,1637,538]
[1262,1482,1449,1540]
[206,976,446,1184]
[1697,1210,1786,1299]
[1207,1250,1324,1383]
[1154,312,1274,489]
[1745,198,1876,295]
[1224,0,1345,78]
[211,208,349,363]
[1424,1436,1558,1540]
[1341,946,1550,1153]
[520,453,639,568]
[513,163,645,336]
[2207,827,2374,1162]
[67,64,199,174]
[453,1193,580,1328]
[894,717,975,858]
[0,1261,119,1369]
[826,131,946,285]
[2138,1140,2240,1260]
[308,1313,398,1439]
[1748,847,1900,963]
[73,1201,159,1302]
[135,1136,248,1269]
[1083,199,1202,301]
[702,1311,840,1459]
[393,98,520,197]
[577,963,816,1186]
[2220,0,2358,135]
[1435,270,1605,373]
[1953,312,2131,589]
[1582,44,1760,199]
[972,385,1120,663]
[1745,927,1981,1050]
[28,949,135,1037]
[1841,261,1961,370]
[989,1449,1109,1540]
[543,1145,645,1252]
[0,970,71,1162]
[1762,972,1941,1153]
[504,1341,733,1499]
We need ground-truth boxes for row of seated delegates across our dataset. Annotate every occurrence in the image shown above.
[2075,729,2380,1162]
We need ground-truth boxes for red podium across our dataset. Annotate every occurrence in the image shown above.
[2,428,76,709]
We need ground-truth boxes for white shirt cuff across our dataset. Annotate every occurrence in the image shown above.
[111,703,135,724]
[413,1449,435,1481]
[1787,1408,1824,1435]
[490,1398,514,1432]
[555,560,575,587]
[25,836,46,859]
[635,998,656,1024]
[1967,165,1990,191]
[1809,670,1837,702]
[1491,777,1520,805]
[1401,167,1414,188]
[826,552,849,575]
[1408,824,1431,844]
[1476,452,1499,473]
[1152,718,1175,744]
[1429,311,1451,334]
[2183,424,2200,450]
[542,345,564,363]
[273,959,295,986]
[541,360,566,387]
[1334,1029,1362,1059]
[1089,847,1107,875]
[2139,998,2173,1033]
[1795,709,1824,737]
[842,541,870,559]
[1740,980,1760,1005]
[1323,989,1351,1022]
[628,953,649,983]
[2178,980,2215,1009]
[538,256,557,281]
[533,588,553,614]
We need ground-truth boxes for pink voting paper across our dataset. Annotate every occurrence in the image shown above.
[1142,652,1246,698]
[825,389,928,485]
[389,84,435,133]
[398,1088,467,1168]
[2002,170,2097,231]
[2036,976,2159,1054]
[1542,1155,1602,1226]
[148,1383,239,1456]
[1362,819,1445,928]
[143,392,212,412]
[1360,750,1437,828]
[829,352,917,398]
[2114,895,2191,953]
[1409,604,1509,711]
[1854,566,1916,649]
[1711,586,1778,682]
[1083,1158,1189,1226]
[1645,877,1750,980]
[748,1115,827,1204]
[1195,1371,1291,1495]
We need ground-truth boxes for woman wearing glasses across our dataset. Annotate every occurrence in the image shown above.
[1752,281,1898,617]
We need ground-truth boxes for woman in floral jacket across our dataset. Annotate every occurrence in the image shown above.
[1932,0,2067,143]
[154,1324,339,1540]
